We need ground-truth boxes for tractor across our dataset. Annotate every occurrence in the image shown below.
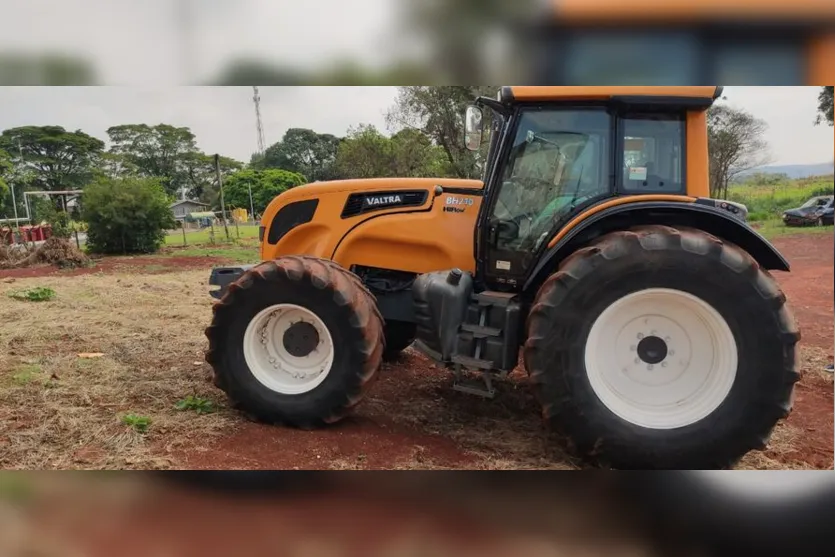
[205,86,800,469]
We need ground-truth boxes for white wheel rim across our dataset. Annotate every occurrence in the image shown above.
[243,303,335,395]
[584,288,738,430]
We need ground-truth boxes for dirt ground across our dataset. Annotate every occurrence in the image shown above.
[0,234,832,470]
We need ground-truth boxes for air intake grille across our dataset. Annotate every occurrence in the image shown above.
[341,190,429,219]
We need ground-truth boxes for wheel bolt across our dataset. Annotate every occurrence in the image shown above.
[637,333,644,339]
[629,345,636,351]
[662,362,668,368]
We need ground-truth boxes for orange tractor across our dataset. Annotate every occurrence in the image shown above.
[206,86,799,469]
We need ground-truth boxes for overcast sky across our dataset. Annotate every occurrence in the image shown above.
[0,86,831,167]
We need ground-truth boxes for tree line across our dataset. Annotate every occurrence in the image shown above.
[0,86,497,222]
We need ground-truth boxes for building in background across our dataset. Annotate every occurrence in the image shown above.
[170,200,210,223]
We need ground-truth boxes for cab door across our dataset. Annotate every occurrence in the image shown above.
[479,106,614,290]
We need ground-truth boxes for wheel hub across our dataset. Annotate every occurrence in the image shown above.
[283,321,320,358]
[636,335,668,365]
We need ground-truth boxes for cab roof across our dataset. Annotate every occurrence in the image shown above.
[501,86,723,108]
[551,0,835,23]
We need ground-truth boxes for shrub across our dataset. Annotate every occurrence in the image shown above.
[221,168,307,215]
[82,177,175,254]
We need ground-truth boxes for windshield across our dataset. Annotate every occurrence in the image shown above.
[491,108,611,252]
[800,196,831,209]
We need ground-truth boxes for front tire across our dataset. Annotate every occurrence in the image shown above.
[524,225,801,469]
[206,256,385,427]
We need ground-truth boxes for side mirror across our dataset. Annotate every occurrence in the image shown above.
[464,105,483,151]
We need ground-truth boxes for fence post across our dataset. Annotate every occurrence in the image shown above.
[74,229,80,250]
[181,222,187,246]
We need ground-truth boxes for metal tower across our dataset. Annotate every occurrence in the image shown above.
[253,86,266,155]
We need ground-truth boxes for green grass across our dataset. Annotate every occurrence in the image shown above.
[172,243,259,263]
[11,364,42,386]
[752,218,834,240]
[121,414,152,434]
[175,396,217,415]
[165,224,260,246]
[7,286,57,302]
[729,175,834,222]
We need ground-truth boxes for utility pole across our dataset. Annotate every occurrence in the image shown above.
[250,86,264,221]
[11,139,23,244]
[215,154,230,241]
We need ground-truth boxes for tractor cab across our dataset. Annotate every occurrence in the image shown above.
[461,86,728,292]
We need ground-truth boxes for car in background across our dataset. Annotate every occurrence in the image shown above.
[782,195,835,227]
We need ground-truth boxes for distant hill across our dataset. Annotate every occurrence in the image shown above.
[739,161,834,179]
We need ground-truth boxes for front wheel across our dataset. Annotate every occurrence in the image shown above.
[524,225,801,469]
[206,256,385,427]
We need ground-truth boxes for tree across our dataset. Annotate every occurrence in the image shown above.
[0,149,11,207]
[82,177,176,254]
[332,125,452,179]
[390,128,448,177]
[386,86,499,179]
[0,126,105,193]
[183,152,243,205]
[333,125,395,178]
[106,124,200,197]
[707,104,771,199]
[256,128,340,182]
[816,86,834,126]
[221,169,307,215]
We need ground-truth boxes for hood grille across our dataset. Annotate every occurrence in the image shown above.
[341,190,429,219]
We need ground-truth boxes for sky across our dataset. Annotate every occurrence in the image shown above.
[0,86,831,167]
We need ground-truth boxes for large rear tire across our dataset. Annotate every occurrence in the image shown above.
[523,225,801,469]
[206,256,385,427]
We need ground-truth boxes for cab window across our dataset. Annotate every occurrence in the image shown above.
[620,113,685,194]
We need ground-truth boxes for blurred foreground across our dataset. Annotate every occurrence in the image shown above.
[1,471,833,557]
[0,0,833,85]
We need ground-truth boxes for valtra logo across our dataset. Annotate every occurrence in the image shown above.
[363,194,403,207]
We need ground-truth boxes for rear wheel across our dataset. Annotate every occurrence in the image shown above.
[524,225,800,469]
[206,256,385,427]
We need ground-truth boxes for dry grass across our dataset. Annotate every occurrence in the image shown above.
[0,268,830,470]
[0,270,235,469]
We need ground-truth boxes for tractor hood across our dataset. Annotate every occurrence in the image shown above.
[272,177,484,204]
[261,177,484,227]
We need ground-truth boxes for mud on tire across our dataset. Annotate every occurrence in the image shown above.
[523,225,801,469]
[205,256,385,427]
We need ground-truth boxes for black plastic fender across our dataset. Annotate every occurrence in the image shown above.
[524,200,790,293]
